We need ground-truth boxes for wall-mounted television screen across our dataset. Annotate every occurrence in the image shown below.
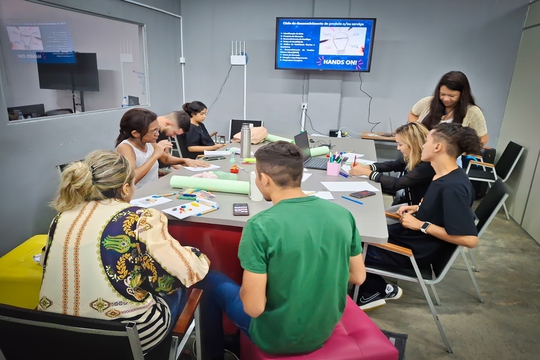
[36,52,99,91]
[275,17,376,72]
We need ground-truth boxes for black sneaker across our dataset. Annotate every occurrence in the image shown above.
[357,284,403,311]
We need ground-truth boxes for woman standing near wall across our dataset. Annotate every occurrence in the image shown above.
[408,71,489,146]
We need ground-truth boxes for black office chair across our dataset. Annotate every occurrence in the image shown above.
[176,134,201,159]
[46,108,74,116]
[465,141,524,220]
[355,178,508,354]
[0,289,203,360]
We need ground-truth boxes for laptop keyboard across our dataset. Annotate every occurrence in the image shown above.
[305,157,328,168]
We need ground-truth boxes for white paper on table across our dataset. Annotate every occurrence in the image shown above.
[131,195,173,207]
[184,164,221,172]
[162,200,219,220]
[303,190,334,200]
[321,181,380,192]
[204,150,231,156]
[357,159,376,165]
[301,173,312,182]
[228,147,254,156]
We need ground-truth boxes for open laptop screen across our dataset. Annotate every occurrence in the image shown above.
[293,132,312,161]
[229,119,263,140]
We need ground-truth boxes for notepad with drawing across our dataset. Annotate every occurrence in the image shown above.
[162,199,219,220]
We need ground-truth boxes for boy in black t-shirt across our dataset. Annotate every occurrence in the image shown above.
[358,123,482,311]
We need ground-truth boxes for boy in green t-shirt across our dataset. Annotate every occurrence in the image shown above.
[197,141,366,359]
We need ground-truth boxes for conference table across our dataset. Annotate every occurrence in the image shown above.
[136,136,388,285]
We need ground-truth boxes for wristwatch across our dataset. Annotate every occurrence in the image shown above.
[420,222,431,234]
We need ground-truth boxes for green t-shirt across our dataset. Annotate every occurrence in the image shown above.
[238,196,362,354]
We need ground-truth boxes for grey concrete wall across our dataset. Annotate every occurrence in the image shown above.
[0,0,530,256]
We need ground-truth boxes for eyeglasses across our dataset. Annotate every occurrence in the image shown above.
[149,128,160,135]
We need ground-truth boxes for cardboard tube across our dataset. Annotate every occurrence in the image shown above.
[170,176,249,195]
[265,134,294,143]
[310,146,330,157]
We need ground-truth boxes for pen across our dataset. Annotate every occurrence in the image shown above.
[341,195,363,205]
[155,192,177,197]
[236,165,249,173]
[353,155,357,167]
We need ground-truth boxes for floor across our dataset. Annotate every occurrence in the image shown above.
[368,205,540,360]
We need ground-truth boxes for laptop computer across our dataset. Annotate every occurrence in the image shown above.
[229,119,263,141]
[294,132,328,170]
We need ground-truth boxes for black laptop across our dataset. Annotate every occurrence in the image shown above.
[294,132,328,170]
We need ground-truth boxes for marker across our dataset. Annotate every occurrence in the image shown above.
[155,192,177,197]
[341,195,363,205]
[339,171,349,178]
[353,155,357,167]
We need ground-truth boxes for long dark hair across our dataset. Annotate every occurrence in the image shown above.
[422,71,477,130]
[115,108,157,147]
[182,101,207,118]
[432,123,482,158]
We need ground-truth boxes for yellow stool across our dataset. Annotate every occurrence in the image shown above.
[0,235,46,309]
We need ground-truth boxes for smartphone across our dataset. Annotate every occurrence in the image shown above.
[202,156,226,161]
[233,203,250,216]
[349,190,376,199]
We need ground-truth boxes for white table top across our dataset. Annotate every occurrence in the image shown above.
[136,137,388,244]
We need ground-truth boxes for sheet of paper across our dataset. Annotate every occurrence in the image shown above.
[204,150,231,156]
[303,190,334,200]
[357,159,376,165]
[342,153,364,164]
[302,173,312,182]
[162,200,219,220]
[184,164,221,172]
[130,195,173,207]
[321,181,380,192]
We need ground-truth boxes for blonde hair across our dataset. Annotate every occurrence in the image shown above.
[394,122,429,171]
[52,150,134,212]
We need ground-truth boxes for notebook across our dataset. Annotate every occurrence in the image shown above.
[294,132,328,170]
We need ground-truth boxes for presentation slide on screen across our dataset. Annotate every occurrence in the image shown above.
[6,22,74,63]
[276,18,375,71]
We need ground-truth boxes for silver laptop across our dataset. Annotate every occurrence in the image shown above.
[294,132,328,170]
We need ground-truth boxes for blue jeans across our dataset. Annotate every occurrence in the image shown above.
[195,270,251,360]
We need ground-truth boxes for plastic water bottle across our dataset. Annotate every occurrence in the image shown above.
[240,123,251,159]
[17,111,24,120]
[121,96,128,108]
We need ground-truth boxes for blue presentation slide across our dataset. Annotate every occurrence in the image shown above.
[276,18,375,72]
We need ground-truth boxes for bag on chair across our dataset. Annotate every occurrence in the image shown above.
[232,126,268,144]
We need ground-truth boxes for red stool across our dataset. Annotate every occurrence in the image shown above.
[241,296,398,360]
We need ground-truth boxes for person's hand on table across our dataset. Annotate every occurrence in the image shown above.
[348,164,371,177]
[184,159,210,168]
[211,143,227,150]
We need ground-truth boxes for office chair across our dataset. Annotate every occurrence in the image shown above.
[355,179,508,353]
[0,289,203,360]
[465,141,524,220]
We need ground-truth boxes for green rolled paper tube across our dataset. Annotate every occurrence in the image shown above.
[170,176,250,195]
[265,134,294,143]
[310,146,330,157]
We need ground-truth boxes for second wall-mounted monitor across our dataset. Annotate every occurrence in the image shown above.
[275,17,376,72]
[36,52,99,91]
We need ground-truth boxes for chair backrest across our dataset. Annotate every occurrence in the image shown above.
[0,303,145,360]
[475,178,508,238]
[176,133,199,159]
[229,119,263,141]
[494,141,524,181]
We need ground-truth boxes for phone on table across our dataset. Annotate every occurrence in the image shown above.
[202,156,226,161]
[232,203,250,216]
[349,190,376,199]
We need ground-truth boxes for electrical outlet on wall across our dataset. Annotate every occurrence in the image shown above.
[301,103,308,110]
